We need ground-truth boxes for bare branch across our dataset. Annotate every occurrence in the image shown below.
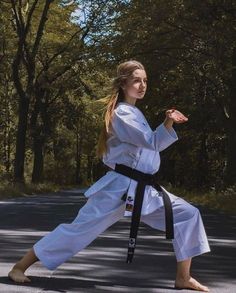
[11,0,22,37]
[42,27,84,70]
[25,0,39,35]
[76,75,98,100]
[17,0,25,32]
[32,0,54,58]
[37,4,101,76]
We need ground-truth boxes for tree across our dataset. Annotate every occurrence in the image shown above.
[10,0,54,183]
[0,1,17,179]
[91,0,236,188]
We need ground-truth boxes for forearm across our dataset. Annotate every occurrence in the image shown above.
[155,122,178,152]
[163,117,174,131]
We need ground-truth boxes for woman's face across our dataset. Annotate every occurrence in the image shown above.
[122,69,147,102]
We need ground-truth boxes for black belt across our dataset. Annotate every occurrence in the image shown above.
[114,163,174,263]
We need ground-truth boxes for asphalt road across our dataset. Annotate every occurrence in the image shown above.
[0,189,236,293]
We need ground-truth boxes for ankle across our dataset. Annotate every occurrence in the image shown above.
[176,273,191,281]
[13,262,27,273]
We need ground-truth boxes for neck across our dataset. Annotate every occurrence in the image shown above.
[124,97,136,106]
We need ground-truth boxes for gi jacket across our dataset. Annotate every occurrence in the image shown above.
[84,102,179,216]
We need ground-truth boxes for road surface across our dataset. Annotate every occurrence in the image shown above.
[0,189,235,292]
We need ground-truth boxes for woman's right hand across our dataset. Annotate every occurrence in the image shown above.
[165,109,188,124]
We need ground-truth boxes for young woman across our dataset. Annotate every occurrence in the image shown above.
[8,60,210,292]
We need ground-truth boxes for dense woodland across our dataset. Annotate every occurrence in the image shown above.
[0,0,236,193]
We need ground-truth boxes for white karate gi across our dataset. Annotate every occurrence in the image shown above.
[33,102,210,270]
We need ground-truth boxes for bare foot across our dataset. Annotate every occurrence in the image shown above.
[8,267,31,283]
[175,276,209,292]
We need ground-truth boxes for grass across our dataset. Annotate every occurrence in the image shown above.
[1,181,235,215]
[170,186,236,215]
[0,181,87,200]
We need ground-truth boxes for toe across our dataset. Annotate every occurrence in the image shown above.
[24,276,31,282]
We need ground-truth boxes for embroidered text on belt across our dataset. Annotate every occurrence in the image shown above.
[114,163,174,263]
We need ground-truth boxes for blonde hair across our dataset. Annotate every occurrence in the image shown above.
[96,60,145,158]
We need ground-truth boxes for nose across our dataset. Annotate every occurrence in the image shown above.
[141,81,146,90]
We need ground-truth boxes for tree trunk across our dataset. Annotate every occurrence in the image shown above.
[12,0,53,183]
[14,96,30,183]
[225,47,236,186]
[3,93,11,174]
[32,137,44,183]
[197,133,209,188]
[75,128,82,184]
[87,154,93,182]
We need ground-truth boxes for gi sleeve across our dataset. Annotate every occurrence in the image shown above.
[111,105,178,152]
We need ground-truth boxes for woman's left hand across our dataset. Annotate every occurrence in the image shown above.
[165,109,188,124]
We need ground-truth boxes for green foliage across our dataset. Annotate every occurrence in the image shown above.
[97,0,236,189]
[170,185,236,215]
[0,181,81,199]
[0,0,236,199]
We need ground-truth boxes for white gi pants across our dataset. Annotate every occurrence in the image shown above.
[33,192,210,271]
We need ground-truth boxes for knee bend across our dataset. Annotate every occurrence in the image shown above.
[182,202,199,220]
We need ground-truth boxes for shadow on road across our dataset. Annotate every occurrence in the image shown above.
[0,275,176,292]
[0,191,236,292]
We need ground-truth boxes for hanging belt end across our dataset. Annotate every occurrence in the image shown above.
[166,230,174,240]
[126,254,133,264]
